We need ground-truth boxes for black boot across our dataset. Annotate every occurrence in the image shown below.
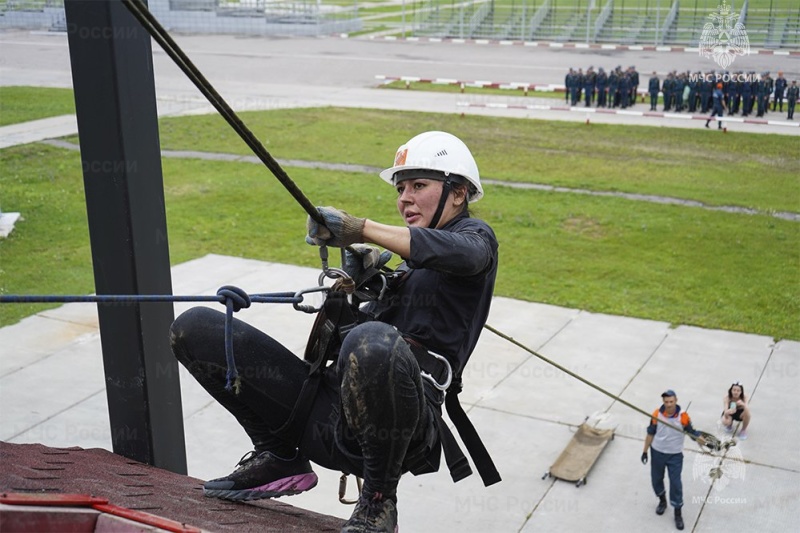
[656,494,667,515]
[342,492,398,533]
[675,507,684,530]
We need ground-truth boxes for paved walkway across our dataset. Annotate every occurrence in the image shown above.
[1,29,798,136]
[1,255,798,532]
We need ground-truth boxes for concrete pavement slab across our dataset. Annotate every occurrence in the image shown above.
[481,310,671,424]
[458,329,531,406]
[532,311,671,393]
[481,352,611,425]
[37,302,99,329]
[524,434,664,532]
[0,334,105,441]
[392,408,567,533]
[9,389,109,450]
[607,325,775,440]
[692,458,800,532]
[742,339,800,471]
[0,314,95,377]
[170,253,275,294]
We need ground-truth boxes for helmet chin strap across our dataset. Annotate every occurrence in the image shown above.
[428,179,453,229]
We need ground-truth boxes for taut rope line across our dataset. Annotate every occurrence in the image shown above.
[483,324,711,442]
[1,286,329,392]
[119,0,323,225]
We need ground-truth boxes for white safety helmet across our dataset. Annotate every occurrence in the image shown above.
[379,131,483,203]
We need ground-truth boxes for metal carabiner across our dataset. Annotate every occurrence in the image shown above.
[376,274,389,301]
[338,472,363,505]
[318,244,353,286]
[318,267,351,286]
[420,350,453,392]
[292,285,332,313]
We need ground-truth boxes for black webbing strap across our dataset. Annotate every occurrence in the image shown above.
[445,379,502,487]
[272,291,356,446]
[406,338,501,486]
[436,414,474,482]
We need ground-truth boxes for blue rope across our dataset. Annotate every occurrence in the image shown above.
[0,293,300,304]
[216,285,250,393]
[0,286,306,395]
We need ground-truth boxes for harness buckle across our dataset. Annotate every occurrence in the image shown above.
[421,350,453,392]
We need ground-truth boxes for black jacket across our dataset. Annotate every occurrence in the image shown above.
[366,212,498,375]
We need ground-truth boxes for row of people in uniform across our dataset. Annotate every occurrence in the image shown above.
[563,67,798,121]
[647,70,798,120]
[564,65,640,109]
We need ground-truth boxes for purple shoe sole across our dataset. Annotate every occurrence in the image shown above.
[204,472,319,501]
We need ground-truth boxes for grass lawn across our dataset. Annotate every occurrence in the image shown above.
[1,89,798,338]
[153,107,800,214]
[0,86,76,127]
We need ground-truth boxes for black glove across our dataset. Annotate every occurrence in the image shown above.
[306,206,365,248]
[641,452,648,465]
[344,244,393,286]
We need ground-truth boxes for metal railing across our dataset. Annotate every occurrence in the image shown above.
[1,0,797,48]
[593,0,613,42]
[0,0,361,36]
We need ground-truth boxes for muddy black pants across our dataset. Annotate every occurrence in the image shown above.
[169,307,438,499]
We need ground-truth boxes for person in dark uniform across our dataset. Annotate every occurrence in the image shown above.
[787,80,799,120]
[171,131,499,533]
[749,74,759,115]
[731,71,743,115]
[630,66,639,107]
[742,73,754,116]
[609,67,620,108]
[675,72,686,112]
[662,72,673,111]
[756,73,768,117]
[773,71,787,112]
[596,67,608,108]
[619,70,631,109]
[700,73,713,113]
[565,68,574,104]
[688,72,699,113]
[764,71,774,114]
[648,71,660,111]
[706,82,726,129]
[584,66,596,107]
[722,71,732,113]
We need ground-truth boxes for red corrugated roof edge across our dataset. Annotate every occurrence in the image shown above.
[0,441,343,532]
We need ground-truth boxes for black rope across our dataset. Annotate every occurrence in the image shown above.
[119,0,324,225]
